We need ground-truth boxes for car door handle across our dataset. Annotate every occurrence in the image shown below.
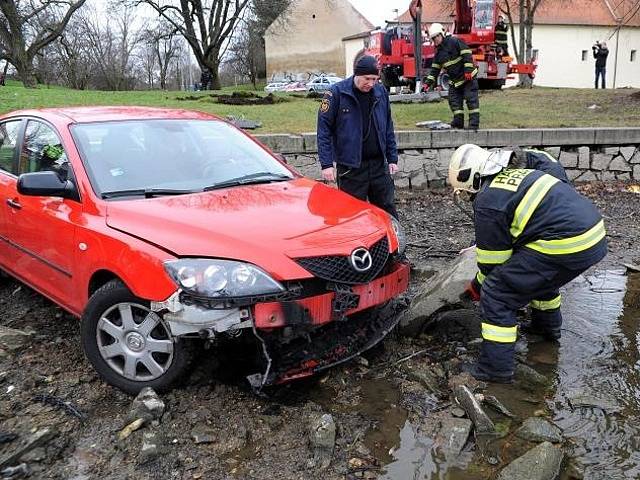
[6,199,21,210]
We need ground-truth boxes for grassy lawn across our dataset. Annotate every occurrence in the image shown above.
[1,79,638,133]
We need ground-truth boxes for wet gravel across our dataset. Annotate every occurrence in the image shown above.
[0,181,639,480]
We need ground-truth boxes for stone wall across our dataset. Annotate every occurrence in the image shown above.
[254,128,640,188]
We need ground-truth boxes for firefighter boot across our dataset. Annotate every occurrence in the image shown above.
[468,111,480,131]
[461,362,514,384]
[451,113,465,129]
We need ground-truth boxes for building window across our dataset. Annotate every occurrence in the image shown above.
[532,49,539,60]
[581,50,588,61]
[632,50,637,62]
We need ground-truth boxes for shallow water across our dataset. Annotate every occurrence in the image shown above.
[331,270,640,479]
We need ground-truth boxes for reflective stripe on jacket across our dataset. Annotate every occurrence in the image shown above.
[426,35,477,88]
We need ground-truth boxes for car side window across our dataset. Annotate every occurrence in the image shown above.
[0,120,22,175]
[19,121,70,180]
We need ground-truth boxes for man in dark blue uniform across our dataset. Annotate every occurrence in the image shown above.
[317,55,399,218]
[449,144,607,383]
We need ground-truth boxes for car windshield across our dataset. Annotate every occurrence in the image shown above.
[71,119,293,198]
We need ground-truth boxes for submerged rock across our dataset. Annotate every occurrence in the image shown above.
[496,441,563,480]
[515,364,549,388]
[515,417,562,443]
[436,417,472,458]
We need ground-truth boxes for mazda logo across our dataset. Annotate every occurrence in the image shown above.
[350,247,373,272]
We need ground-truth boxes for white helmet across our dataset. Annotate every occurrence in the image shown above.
[428,23,445,39]
[448,144,511,194]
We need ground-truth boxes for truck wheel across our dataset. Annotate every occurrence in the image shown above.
[81,279,192,394]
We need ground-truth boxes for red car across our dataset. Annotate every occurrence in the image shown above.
[0,107,409,393]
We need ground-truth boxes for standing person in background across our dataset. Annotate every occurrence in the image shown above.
[425,23,480,130]
[593,41,609,89]
[495,14,509,56]
[316,55,399,218]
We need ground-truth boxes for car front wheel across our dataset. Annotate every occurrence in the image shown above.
[81,280,192,394]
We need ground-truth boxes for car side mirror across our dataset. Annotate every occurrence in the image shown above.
[17,171,79,201]
[274,153,288,164]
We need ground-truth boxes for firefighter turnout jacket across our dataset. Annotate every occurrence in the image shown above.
[472,168,607,289]
[520,149,569,183]
[495,20,509,52]
[426,35,477,88]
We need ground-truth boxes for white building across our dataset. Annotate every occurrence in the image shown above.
[400,0,640,88]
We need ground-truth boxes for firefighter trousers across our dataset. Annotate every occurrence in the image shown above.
[336,157,398,218]
[448,79,480,130]
[478,249,589,378]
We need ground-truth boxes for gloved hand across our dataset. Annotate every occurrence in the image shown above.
[464,72,473,81]
[461,281,481,302]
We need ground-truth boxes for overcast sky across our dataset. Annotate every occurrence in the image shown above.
[348,0,410,27]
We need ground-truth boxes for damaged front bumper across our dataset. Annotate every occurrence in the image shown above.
[151,261,410,388]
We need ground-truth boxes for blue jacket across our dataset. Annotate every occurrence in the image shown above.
[317,77,398,169]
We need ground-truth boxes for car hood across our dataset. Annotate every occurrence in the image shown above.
[105,178,391,280]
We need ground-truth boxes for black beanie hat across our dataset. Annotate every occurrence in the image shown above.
[354,55,379,76]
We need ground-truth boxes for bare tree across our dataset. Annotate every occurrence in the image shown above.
[126,0,250,90]
[0,0,87,87]
[84,8,142,90]
[141,21,182,89]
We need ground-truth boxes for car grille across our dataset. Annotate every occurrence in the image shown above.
[295,237,390,285]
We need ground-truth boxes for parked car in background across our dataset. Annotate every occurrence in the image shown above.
[282,81,308,93]
[307,76,343,92]
[264,82,287,93]
[0,107,409,394]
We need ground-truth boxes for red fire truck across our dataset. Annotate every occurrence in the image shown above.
[366,0,536,91]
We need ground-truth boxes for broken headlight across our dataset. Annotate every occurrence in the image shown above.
[164,259,285,298]
[390,216,407,255]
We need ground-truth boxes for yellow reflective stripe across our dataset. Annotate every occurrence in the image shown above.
[526,219,606,255]
[452,79,465,87]
[524,148,558,163]
[464,63,475,67]
[530,295,562,311]
[496,40,508,44]
[471,68,478,76]
[453,109,464,114]
[476,247,512,264]
[444,56,462,67]
[476,271,486,285]
[510,175,559,238]
[469,108,480,113]
[431,63,441,68]
[426,75,436,81]
[460,49,472,54]
[482,323,518,343]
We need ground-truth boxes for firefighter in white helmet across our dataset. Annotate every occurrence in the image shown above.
[449,144,607,383]
[425,23,480,130]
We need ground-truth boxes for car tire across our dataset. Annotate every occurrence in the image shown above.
[81,279,192,394]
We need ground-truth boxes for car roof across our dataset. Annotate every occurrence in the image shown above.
[0,106,218,125]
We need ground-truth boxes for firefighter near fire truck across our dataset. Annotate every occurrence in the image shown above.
[449,144,608,383]
[425,23,480,130]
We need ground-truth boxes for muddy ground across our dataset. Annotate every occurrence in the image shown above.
[0,181,639,480]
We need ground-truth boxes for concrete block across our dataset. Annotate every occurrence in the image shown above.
[617,172,631,181]
[411,171,428,188]
[399,155,426,173]
[565,169,582,181]
[609,156,632,172]
[620,146,637,161]
[630,149,640,164]
[395,130,432,149]
[603,146,620,155]
[302,132,317,152]
[578,146,590,169]
[591,153,613,171]
[633,165,640,180]
[540,128,595,146]
[594,128,640,145]
[576,171,598,182]
[254,134,304,153]
[559,151,578,168]
[544,147,561,158]
[466,129,489,147]
[431,130,467,148]
[483,129,544,148]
